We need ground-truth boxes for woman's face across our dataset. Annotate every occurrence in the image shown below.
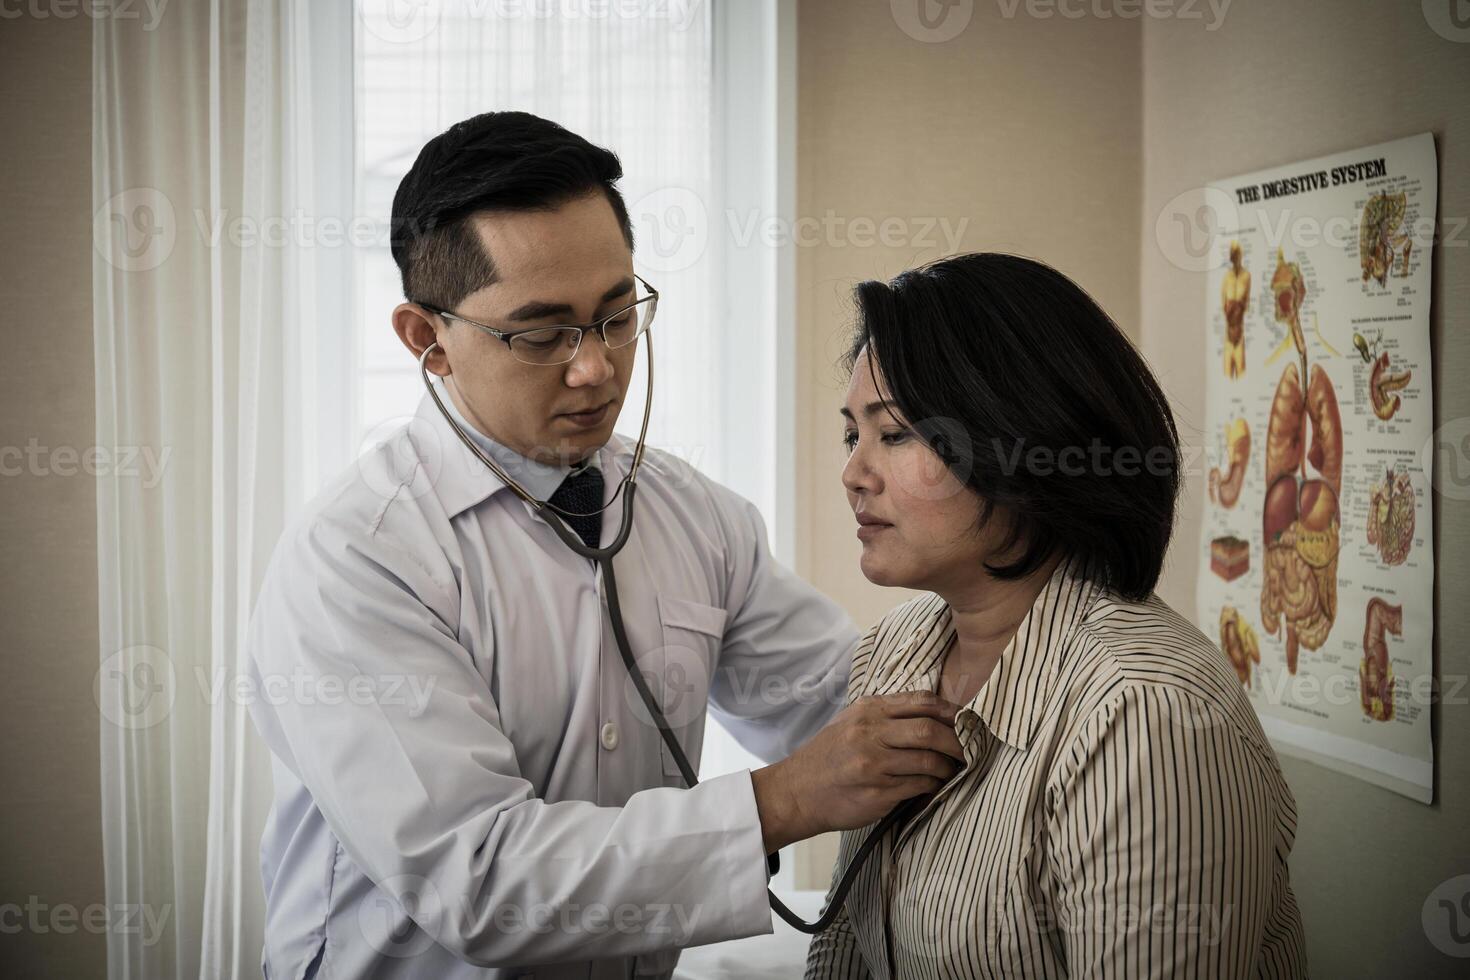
[841,348,1002,591]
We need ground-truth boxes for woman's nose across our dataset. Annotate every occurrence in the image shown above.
[842,443,880,496]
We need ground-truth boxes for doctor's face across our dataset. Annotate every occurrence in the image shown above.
[406,192,638,466]
[841,348,1009,592]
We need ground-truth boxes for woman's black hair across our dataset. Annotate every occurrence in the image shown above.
[847,252,1181,602]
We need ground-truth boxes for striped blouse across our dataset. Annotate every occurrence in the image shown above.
[804,555,1309,979]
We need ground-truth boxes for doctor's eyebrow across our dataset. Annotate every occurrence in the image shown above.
[505,277,636,322]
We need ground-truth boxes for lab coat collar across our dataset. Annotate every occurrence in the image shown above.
[412,382,627,521]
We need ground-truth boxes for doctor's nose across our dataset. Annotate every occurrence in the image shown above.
[563,331,616,387]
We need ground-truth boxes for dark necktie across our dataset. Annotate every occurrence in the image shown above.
[547,465,604,550]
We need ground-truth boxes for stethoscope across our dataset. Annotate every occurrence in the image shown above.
[418,331,923,935]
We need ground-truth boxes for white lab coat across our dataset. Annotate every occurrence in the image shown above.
[246,386,859,978]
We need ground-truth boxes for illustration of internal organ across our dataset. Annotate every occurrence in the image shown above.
[1271,248,1307,358]
[1368,351,1412,420]
[1260,362,1343,674]
[1360,190,1413,287]
[1210,535,1249,582]
[1221,241,1250,378]
[1219,605,1261,686]
[1367,466,1415,565]
[1359,597,1402,722]
[1208,418,1250,508]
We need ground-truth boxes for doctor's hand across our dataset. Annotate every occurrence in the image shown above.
[750,690,965,854]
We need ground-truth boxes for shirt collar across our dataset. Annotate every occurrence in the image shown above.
[881,553,1105,751]
[411,382,616,520]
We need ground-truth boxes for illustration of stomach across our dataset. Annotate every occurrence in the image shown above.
[1369,351,1411,420]
[1360,597,1402,722]
[1367,466,1415,565]
[1208,418,1250,509]
[1219,605,1261,686]
[1260,361,1343,674]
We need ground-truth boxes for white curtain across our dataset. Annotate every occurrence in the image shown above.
[92,1,348,975]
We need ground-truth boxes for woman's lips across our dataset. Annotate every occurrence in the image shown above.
[559,401,613,428]
[855,518,892,541]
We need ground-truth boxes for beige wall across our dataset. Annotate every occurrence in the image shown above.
[1139,2,1470,975]
[0,14,107,979]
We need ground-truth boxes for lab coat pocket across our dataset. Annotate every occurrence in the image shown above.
[655,594,727,779]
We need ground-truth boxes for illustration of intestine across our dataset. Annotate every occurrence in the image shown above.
[1219,605,1261,686]
[1260,251,1343,675]
[1359,190,1413,288]
[1220,240,1250,379]
[1366,465,1415,565]
[1208,418,1250,508]
[1360,597,1403,722]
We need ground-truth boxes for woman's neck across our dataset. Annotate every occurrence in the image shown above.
[933,552,1063,703]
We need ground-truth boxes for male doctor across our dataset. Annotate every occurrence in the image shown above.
[246,111,965,978]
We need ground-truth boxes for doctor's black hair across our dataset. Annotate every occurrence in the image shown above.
[845,253,1181,602]
[390,111,635,309]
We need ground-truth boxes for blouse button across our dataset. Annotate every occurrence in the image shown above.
[600,721,620,751]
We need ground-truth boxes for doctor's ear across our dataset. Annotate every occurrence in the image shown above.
[392,302,452,376]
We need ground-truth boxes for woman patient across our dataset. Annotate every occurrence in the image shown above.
[805,253,1308,978]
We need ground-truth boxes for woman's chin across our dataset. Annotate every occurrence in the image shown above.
[858,548,915,589]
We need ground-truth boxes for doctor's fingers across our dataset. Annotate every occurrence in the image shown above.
[874,746,964,782]
[872,715,966,763]
[867,690,962,723]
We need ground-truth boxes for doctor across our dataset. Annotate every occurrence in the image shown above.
[246,110,966,979]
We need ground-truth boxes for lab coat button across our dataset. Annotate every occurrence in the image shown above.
[600,721,619,751]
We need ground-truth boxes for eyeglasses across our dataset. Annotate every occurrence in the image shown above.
[424,274,658,366]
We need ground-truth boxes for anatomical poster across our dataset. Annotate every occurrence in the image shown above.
[1195,132,1437,803]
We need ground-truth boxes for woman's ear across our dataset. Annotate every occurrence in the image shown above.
[392,303,451,376]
